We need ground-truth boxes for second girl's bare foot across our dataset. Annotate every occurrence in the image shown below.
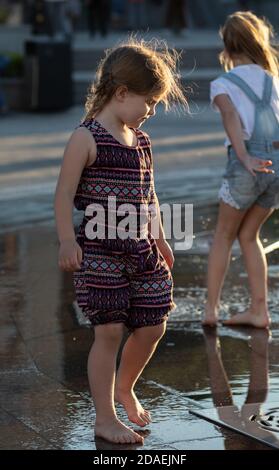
[95,418,144,445]
[115,388,152,427]
[222,310,271,329]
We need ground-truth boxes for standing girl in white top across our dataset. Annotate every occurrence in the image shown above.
[203,11,279,328]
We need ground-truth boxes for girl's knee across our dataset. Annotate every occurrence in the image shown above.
[238,228,257,244]
[94,322,124,343]
[135,321,166,342]
[215,225,237,242]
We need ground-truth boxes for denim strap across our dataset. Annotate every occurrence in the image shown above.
[221,72,261,104]
[262,73,273,105]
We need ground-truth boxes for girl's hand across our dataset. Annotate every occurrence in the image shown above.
[240,153,274,177]
[157,239,174,270]
[58,240,83,271]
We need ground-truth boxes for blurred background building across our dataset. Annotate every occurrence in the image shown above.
[0,0,278,113]
[1,1,278,33]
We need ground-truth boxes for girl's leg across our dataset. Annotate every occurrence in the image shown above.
[245,329,269,405]
[223,204,273,328]
[115,322,166,427]
[203,201,247,326]
[203,327,233,407]
[88,322,144,444]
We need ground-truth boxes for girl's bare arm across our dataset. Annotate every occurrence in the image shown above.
[149,194,174,269]
[54,127,96,270]
[214,94,273,176]
[214,94,248,161]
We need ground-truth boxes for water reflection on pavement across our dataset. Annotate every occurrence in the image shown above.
[1,205,279,449]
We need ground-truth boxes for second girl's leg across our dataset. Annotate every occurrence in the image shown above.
[115,322,166,427]
[203,201,247,326]
[89,323,144,444]
[202,327,233,408]
[223,204,273,327]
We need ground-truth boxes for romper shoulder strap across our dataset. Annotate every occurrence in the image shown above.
[77,119,108,143]
[221,72,261,104]
[261,72,273,105]
[138,129,151,148]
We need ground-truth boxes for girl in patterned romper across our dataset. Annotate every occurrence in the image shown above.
[203,11,279,328]
[55,39,186,445]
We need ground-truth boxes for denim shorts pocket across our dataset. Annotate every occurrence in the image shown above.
[224,156,242,178]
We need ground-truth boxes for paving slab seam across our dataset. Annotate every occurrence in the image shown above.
[8,313,43,376]
[0,405,61,450]
[8,314,93,403]
[18,325,85,342]
[166,435,224,445]
[145,380,205,409]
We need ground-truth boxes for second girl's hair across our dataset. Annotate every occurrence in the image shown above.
[219,11,279,76]
[84,37,187,120]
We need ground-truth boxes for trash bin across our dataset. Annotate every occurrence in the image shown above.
[24,38,72,111]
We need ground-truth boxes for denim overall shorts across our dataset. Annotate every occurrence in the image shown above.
[219,71,279,210]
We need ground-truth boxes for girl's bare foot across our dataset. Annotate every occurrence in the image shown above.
[222,309,271,328]
[202,304,219,327]
[115,388,152,427]
[95,417,144,445]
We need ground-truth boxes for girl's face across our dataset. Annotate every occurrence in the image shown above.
[116,89,160,127]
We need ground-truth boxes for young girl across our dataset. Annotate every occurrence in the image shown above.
[203,11,279,328]
[54,39,186,445]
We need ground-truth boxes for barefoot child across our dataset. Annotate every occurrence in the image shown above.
[54,39,186,444]
[203,11,279,328]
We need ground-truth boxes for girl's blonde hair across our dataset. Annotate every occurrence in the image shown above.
[219,11,279,76]
[84,38,187,120]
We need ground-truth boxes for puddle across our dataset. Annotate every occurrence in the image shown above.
[1,204,279,449]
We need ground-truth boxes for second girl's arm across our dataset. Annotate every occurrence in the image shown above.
[54,127,96,271]
[214,94,274,176]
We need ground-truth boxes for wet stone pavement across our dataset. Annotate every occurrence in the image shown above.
[1,106,279,450]
[1,215,279,450]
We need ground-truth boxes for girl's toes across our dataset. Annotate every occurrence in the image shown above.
[144,411,151,422]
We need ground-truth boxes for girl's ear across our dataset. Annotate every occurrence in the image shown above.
[115,86,129,102]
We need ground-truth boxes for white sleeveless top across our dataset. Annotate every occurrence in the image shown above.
[210,64,279,147]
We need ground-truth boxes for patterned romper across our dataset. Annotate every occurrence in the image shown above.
[73,119,176,330]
